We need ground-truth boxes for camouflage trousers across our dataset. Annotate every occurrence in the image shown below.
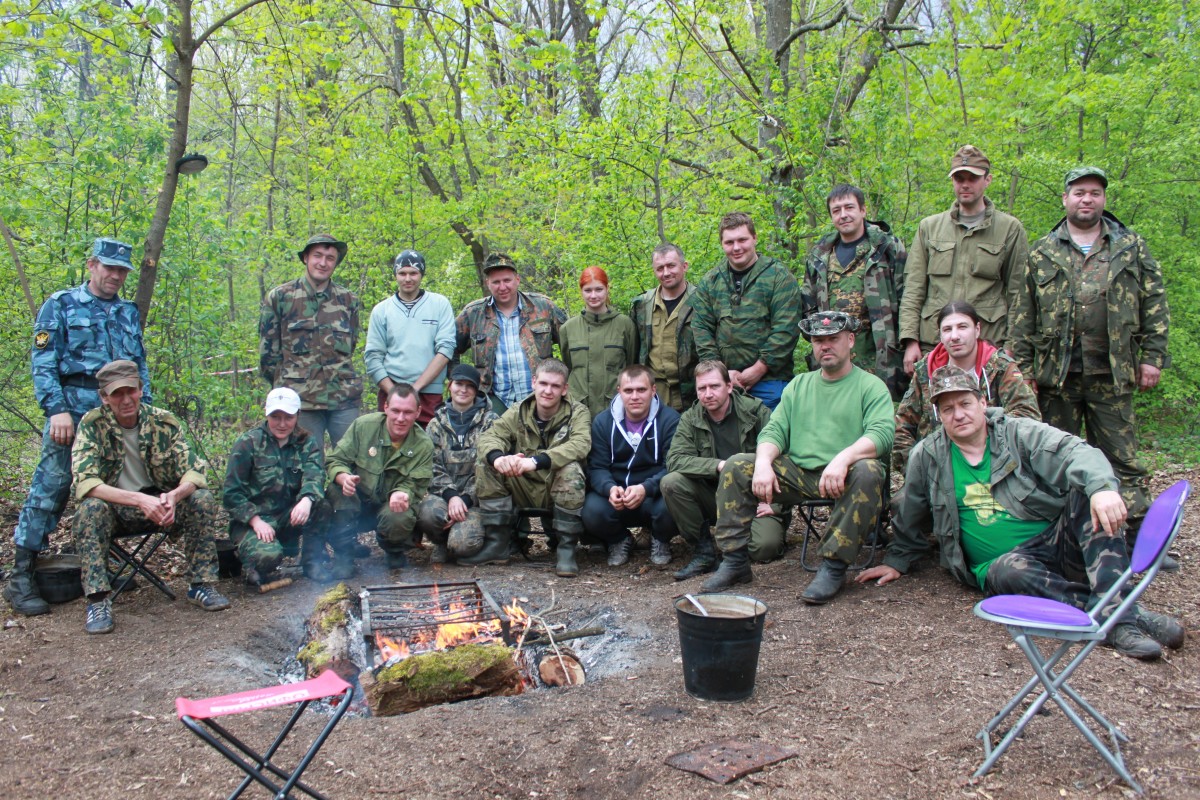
[73,489,219,597]
[714,454,886,564]
[13,404,90,550]
[984,489,1129,621]
[416,495,485,558]
[1038,373,1149,526]
[660,472,787,563]
[230,519,313,571]
[475,460,585,535]
[326,485,415,556]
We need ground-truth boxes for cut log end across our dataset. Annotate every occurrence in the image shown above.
[538,649,585,687]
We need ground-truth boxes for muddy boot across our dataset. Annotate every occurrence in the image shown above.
[1135,607,1186,650]
[673,536,717,581]
[300,537,332,583]
[328,551,357,581]
[4,547,49,616]
[1107,621,1161,660]
[555,532,579,578]
[700,547,752,592]
[802,559,848,605]
[459,524,513,566]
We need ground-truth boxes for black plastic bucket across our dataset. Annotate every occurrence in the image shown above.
[675,593,767,702]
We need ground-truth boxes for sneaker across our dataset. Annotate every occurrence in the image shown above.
[607,536,633,567]
[1135,608,1186,650]
[187,584,231,612]
[85,598,114,635]
[650,539,672,566]
[1106,621,1161,660]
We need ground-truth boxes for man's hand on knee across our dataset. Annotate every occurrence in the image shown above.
[1090,490,1127,536]
[751,459,779,505]
[819,456,850,499]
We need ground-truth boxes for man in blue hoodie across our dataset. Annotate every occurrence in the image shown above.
[583,364,681,567]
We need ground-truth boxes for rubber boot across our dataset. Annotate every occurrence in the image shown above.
[300,536,333,583]
[699,547,752,592]
[4,547,50,616]
[555,532,579,578]
[673,536,717,581]
[458,524,513,566]
[802,558,848,605]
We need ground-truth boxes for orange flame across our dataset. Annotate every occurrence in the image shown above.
[374,597,530,664]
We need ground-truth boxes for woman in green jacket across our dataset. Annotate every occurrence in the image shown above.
[560,266,638,418]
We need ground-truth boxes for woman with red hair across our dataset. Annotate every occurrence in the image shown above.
[559,266,638,418]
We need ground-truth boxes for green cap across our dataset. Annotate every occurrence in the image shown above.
[1064,166,1108,190]
[798,310,861,341]
[928,365,983,403]
[92,238,135,270]
[483,253,517,273]
[297,234,348,265]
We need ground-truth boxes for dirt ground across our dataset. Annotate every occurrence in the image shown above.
[1,469,1197,800]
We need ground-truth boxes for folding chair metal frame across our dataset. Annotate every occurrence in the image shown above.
[177,669,354,800]
[797,479,891,573]
[108,528,176,601]
[970,479,1191,794]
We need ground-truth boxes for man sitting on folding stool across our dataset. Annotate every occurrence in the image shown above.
[72,360,229,634]
[858,364,1184,659]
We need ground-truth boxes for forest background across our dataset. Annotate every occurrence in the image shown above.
[1,0,1198,488]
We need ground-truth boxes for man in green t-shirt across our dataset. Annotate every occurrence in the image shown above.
[704,311,894,604]
[859,365,1184,660]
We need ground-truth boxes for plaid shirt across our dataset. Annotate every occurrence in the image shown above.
[492,298,532,407]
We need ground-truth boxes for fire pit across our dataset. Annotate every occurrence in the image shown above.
[361,581,516,664]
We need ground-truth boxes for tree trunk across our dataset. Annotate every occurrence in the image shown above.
[361,642,525,716]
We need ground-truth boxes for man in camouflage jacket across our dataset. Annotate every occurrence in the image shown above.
[259,233,363,448]
[1011,167,1170,538]
[71,360,228,634]
[454,253,566,411]
[628,243,699,411]
[803,184,908,400]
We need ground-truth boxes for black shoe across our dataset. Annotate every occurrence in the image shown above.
[187,584,231,612]
[243,566,263,588]
[700,548,752,592]
[802,559,848,605]
[1135,607,1185,650]
[384,549,409,569]
[328,556,357,581]
[1107,621,1161,660]
[353,542,372,560]
[4,547,50,617]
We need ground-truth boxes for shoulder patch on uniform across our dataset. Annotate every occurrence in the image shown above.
[34,331,51,350]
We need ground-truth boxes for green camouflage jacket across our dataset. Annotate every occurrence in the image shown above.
[665,391,771,479]
[478,395,592,473]
[73,404,208,500]
[1011,216,1170,393]
[259,275,363,410]
[560,309,638,418]
[885,409,1118,587]
[892,344,1040,473]
[628,283,699,406]
[690,256,803,382]
[326,412,433,505]
[803,222,907,397]
[899,198,1029,348]
[427,399,498,505]
[222,421,325,528]
[454,291,566,397]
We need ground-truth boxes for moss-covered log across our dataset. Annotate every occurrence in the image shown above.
[360,642,525,716]
[297,582,359,682]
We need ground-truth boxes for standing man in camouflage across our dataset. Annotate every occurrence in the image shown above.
[5,238,150,617]
[1011,167,1170,563]
[691,212,803,410]
[324,383,433,577]
[223,388,329,586]
[455,253,566,413]
[899,146,1029,374]
[71,360,229,634]
[260,233,363,448]
[415,365,499,563]
[470,360,590,575]
[803,184,908,399]
[628,243,698,412]
[704,312,893,604]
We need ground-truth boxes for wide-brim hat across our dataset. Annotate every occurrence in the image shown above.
[297,234,348,265]
[798,311,861,341]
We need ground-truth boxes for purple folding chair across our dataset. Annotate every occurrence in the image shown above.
[971,480,1190,793]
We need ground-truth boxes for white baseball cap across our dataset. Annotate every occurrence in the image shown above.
[264,387,302,416]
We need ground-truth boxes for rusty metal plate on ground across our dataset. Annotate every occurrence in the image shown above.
[664,738,798,784]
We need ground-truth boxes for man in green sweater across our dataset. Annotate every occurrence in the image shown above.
[705,311,894,604]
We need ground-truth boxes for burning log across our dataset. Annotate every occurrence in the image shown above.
[297,583,359,682]
[360,642,525,716]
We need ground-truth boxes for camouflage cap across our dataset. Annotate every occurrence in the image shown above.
[928,364,984,403]
[948,145,991,177]
[448,363,481,390]
[91,237,135,270]
[1064,166,1108,190]
[97,360,141,394]
[297,234,348,265]
[482,253,517,274]
[393,249,426,274]
[798,310,861,340]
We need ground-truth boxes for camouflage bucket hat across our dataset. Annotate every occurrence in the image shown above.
[97,360,141,394]
[92,237,135,270]
[482,253,517,274]
[928,364,984,403]
[948,145,991,177]
[798,310,861,340]
[1064,166,1108,190]
[297,233,348,265]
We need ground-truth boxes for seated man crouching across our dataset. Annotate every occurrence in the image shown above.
[72,360,229,634]
[324,383,433,577]
[223,387,329,586]
[858,365,1185,660]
